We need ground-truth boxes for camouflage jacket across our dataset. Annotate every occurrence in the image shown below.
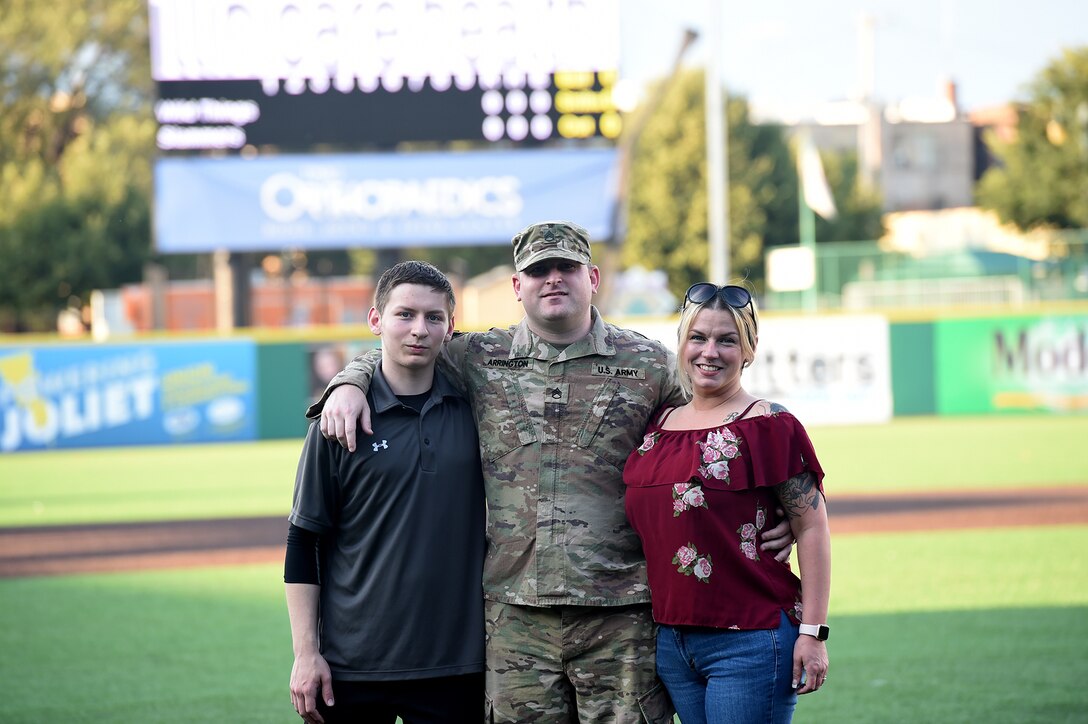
[311,308,685,606]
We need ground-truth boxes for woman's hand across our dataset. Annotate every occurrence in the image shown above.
[792,635,828,694]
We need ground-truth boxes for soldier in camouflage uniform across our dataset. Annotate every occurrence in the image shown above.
[309,221,793,723]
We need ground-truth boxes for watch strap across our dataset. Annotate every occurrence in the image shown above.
[799,623,829,640]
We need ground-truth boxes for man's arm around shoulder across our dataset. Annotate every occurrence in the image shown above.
[309,335,471,450]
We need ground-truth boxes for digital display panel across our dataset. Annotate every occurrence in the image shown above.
[149,0,622,150]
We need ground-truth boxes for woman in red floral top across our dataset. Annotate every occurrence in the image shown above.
[623,283,832,724]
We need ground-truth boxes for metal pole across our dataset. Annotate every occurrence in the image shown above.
[599,29,698,312]
[705,0,729,284]
[857,14,879,192]
[799,182,818,312]
[797,130,819,313]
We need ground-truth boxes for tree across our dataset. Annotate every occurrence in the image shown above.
[623,70,790,295]
[621,69,881,299]
[0,0,154,331]
[0,0,150,168]
[977,46,1088,230]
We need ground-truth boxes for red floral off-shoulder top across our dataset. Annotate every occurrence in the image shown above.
[622,403,825,630]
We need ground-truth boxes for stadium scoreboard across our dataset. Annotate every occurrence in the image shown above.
[150,0,622,151]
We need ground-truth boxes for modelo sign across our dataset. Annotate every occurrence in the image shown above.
[936,315,1088,414]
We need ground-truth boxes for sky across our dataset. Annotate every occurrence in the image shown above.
[619,0,1088,116]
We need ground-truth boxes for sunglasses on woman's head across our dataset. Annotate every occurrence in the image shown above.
[682,283,754,313]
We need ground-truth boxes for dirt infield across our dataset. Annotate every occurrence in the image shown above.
[2,486,1086,578]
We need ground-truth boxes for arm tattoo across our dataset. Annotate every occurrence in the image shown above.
[776,471,821,519]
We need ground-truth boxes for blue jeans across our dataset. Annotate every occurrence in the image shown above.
[655,611,798,724]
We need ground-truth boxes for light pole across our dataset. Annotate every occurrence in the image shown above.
[599,28,699,312]
[705,0,729,284]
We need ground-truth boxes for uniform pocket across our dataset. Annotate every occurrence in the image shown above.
[476,378,537,462]
[576,379,657,469]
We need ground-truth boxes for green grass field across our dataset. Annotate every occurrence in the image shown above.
[2,415,1086,528]
[1,415,1086,722]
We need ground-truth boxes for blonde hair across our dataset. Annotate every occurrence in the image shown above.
[674,287,759,398]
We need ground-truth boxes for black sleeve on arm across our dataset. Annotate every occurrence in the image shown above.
[284,524,323,584]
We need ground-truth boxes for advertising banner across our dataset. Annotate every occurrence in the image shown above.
[935,314,1088,414]
[0,341,257,452]
[625,315,893,426]
[154,147,618,253]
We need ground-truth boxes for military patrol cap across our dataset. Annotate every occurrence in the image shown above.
[511,221,592,272]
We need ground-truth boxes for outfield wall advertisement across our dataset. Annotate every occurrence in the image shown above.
[935,314,1088,414]
[745,315,893,425]
[0,341,257,452]
[3,311,1080,451]
[626,315,893,426]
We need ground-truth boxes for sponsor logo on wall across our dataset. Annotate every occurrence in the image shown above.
[626,315,893,426]
[938,315,1088,413]
[0,342,257,452]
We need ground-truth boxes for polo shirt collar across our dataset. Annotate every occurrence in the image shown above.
[370,364,462,414]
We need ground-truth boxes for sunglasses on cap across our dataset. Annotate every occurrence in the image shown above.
[682,283,754,313]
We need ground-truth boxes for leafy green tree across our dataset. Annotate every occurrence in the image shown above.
[621,69,881,298]
[978,46,1088,229]
[0,0,154,331]
[0,0,150,168]
[623,70,791,295]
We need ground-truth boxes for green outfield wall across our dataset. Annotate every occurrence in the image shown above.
[255,337,380,440]
[890,323,937,416]
[2,306,1085,451]
[934,313,1087,414]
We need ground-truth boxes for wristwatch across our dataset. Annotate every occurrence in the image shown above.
[799,623,830,641]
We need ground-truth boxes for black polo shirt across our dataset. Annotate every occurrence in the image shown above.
[289,365,485,680]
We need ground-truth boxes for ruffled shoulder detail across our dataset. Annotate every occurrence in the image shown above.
[623,409,824,493]
[721,412,824,492]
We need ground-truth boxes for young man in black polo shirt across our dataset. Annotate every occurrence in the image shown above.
[285,261,484,724]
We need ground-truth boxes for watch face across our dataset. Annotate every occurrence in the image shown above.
[801,623,830,640]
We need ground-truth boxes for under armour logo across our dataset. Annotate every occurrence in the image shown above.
[372,440,389,452]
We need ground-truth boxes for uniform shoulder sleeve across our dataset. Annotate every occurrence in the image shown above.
[608,326,685,408]
[660,347,686,407]
[439,333,472,389]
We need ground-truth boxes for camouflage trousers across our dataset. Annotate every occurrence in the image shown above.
[483,600,674,723]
